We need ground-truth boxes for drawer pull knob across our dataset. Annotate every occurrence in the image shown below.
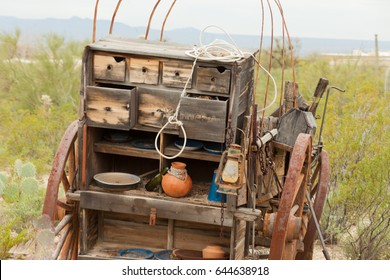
[104,107,111,112]
[106,64,113,71]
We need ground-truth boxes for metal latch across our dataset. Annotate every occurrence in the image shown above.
[149,208,157,226]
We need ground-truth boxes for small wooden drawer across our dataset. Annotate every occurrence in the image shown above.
[137,87,180,130]
[129,58,159,85]
[179,95,228,142]
[86,86,136,130]
[94,55,126,82]
[162,61,193,88]
[196,66,231,94]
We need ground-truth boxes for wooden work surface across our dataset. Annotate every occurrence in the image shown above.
[79,183,233,227]
[89,36,254,63]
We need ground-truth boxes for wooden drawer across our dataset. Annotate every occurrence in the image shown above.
[137,87,180,130]
[162,61,193,88]
[94,55,126,82]
[86,86,136,130]
[179,95,228,142]
[196,66,231,94]
[129,58,159,85]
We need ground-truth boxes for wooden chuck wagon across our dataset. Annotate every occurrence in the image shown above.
[42,6,333,260]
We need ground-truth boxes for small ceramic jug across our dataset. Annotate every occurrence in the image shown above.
[161,162,192,197]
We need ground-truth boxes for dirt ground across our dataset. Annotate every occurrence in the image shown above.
[313,242,346,260]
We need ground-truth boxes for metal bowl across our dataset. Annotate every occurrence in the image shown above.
[93,172,141,190]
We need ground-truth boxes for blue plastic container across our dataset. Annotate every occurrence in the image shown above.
[207,170,226,202]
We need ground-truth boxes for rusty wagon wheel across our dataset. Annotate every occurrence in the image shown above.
[42,120,79,260]
[295,150,330,260]
[268,133,312,260]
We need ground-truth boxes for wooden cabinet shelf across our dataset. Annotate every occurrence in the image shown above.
[94,140,160,160]
[94,140,222,162]
[80,190,232,227]
[164,145,221,162]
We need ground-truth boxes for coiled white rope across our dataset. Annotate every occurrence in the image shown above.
[154,25,278,159]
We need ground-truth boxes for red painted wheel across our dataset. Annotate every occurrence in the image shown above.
[296,150,330,260]
[268,133,312,260]
[42,120,79,260]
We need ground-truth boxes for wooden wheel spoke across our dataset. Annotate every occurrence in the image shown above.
[297,173,305,189]
[61,170,71,192]
[53,224,72,260]
[269,133,312,260]
[56,199,73,212]
[54,214,73,235]
[310,181,319,198]
[59,229,74,260]
[296,150,330,260]
[42,120,80,259]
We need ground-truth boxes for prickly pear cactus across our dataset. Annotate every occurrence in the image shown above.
[0,172,7,196]
[14,159,23,177]
[21,177,39,195]
[20,162,36,178]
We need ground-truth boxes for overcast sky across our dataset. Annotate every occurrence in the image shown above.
[1,0,389,41]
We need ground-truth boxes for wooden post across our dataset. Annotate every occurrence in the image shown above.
[167,219,175,249]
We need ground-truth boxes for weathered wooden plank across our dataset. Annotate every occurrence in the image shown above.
[80,209,99,253]
[103,218,167,249]
[309,77,329,114]
[164,145,221,162]
[234,238,245,260]
[162,61,193,88]
[103,212,168,225]
[173,225,230,251]
[284,81,297,112]
[86,86,135,130]
[239,60,255,93]
[283,81,310,111]
[196,66,230,94]
[167,219,175,249]
[233,219,246,260]
[234,208,262,222]
[274,108,316,147]
[129,58,159,84]
[80,191,233,226]
[94,141,160,160]
[94,54,126,82]
[238,85,250,116]
[178,96,228,143]
[91,38,254,62]
[137,87,180,129]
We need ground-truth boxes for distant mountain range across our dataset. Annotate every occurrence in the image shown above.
[1,16,389,55]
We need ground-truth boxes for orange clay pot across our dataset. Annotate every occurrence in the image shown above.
[162,162,192,198]
[202,245,225,259]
